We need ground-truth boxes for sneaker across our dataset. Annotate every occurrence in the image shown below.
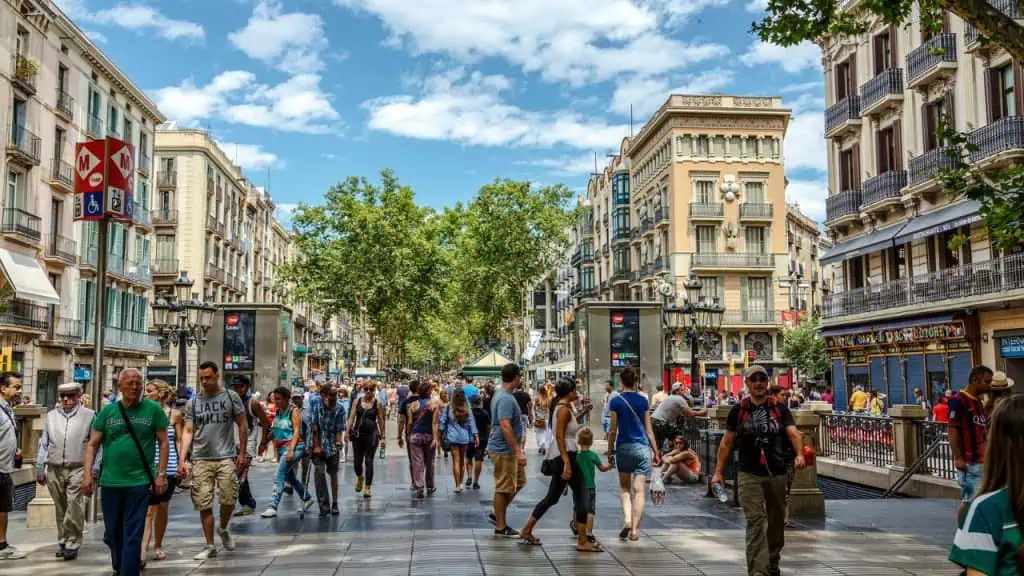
[494,526,520,538]
[62,548,78,561]
[487,513,497,526]
[354,477,364,493]
[217,528,235,551]
[56,544,66,559]
[331,504,340,516]
[415,491,425,499]
[260,507,278,518]
[464,477,472,488]
[472,482,481,490]
[302,497,314,512]
[363,486,372,499]
[193,545,218,561]
[234,505,255,517]
[0,546,25,560]
[766,565,782,576]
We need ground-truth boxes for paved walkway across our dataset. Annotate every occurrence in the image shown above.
[5,439,961,575]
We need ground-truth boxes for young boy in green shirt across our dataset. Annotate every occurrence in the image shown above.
[576,428,613,543]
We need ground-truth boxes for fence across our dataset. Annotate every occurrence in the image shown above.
[914,420,955,481]
[819,413,894,467]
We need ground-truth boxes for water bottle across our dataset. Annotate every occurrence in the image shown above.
[713,482,729,503]
[379,444,386,460]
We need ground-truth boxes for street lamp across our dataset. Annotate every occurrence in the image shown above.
[153,272,215,398]
[664,275,725,396]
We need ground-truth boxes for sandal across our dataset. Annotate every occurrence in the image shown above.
[629,530,640,541]
[519,533,542,546]
[618,526,631,540]
[152,550,166,561]
[576,542,604,553]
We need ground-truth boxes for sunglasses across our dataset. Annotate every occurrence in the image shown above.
[749,375,769,383]
[59,393,80,399]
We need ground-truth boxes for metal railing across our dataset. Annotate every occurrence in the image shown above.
[153,258,178,274]
[45,234,76,264]
[13,54,37,92]
[613,227,630,241]
[680,416,712,456]
[82,324,161,353]
[739,203,773,219]
[157,171,177,187]
[860,68,903,111]
[106,252,125,278]
[2,208,42,241]
[51,159,74,189]
[133,205,151,228]
[907,33,957,85]
[56,88,74,119]
[722,309,776,324]
[915,421,955,481]
[690,203,723,218]
[0,299,49,330]
[861,170,907,208]
[8,124,41,162]
[205,262,221,280]
[88,113,103,138]
[654,206,666,224]
[826,189,862,222]
[45,317,83,345]
[908,145,960,187]
[825,95,860,135]
[128,260,151,285]
[965,0,1020,45]
[641,217,653,233]
[138,152,151,175]
[692,252,773,267]
[819,413,895,467]
[824,252,1024,318]
[968,116,1024,163]
[152,209,178,225]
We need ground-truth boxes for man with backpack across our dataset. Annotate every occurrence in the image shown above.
[230,376,270,517]
[712,366,805,576]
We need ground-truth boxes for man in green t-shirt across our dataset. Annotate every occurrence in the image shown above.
[83,368,168,576]
[950,488,1022,576]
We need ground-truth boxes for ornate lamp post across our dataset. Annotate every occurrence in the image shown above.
[665,275,724,396]
[152,272,216,398]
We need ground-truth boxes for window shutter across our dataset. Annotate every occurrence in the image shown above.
[889,25,899,69]
[78,279,88,326]
[1014,60,1024,119]
[921,102,931,149]
[942,10,950,33]
[873,34,883,76]
[893,119,903,170]
[944,90,956,131]
[852,144,861,188]
[875,129,884,173]
[849,56,857,95]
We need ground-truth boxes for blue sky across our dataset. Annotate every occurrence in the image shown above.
[56,0,828,224]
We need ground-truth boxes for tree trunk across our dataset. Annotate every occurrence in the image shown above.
[943,0,1024,62]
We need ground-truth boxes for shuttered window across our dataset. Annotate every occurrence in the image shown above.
[887,356,906,405]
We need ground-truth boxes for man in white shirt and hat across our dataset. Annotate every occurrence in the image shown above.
[35,382,95,561]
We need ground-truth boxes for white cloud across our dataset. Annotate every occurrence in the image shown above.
[55,1,204,42]
[362,69,631,149]
[785,111,826,172]
[786,178,827,223]
[519,153,602,175]
[780,81,822,94]
[742,41,821,73]
[216,141,281,170]
[745,0,767,11]
[229,0,327,73]
[153,71,340,134]
[274,203,298,228]
[335,0,728,85]
[610,69,734,117]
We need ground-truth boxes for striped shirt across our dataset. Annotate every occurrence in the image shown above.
[153,418,178,478]
[949,391,987,464]
[950,488,1022,575]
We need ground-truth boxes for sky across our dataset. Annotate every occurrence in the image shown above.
[55,0,828,225]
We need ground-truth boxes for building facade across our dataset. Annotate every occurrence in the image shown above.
[525,226,576,380]
[573,94,793,392]
[784,203,828,319]
[0,0,163,405]
[819,1,1024,409]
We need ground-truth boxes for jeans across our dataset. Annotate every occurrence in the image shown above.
[409,432,435,492]
[313,453,340,512]
[101,485,150,576]
[530,452,588,525]
[352,435,379,486]
[270,446,309,509]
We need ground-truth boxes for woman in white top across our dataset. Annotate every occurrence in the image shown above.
[517,377,601,552]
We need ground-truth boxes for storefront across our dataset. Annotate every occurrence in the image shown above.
[824,314,978,411]
[996,332,1024,384]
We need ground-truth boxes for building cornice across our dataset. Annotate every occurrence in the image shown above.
[628,94,791,153]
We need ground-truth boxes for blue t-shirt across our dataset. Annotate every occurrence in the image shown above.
[397,385,410,406]
[610,391,649,446]
[463,384,480,401]
[487,390,522,454]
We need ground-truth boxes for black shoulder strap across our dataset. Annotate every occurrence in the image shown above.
[116,402,156,488]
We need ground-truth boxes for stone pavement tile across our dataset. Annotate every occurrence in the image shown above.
[689,562,749,575]
[614,559,704,576]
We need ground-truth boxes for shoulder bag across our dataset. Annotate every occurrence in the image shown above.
[617,393,654,451]
[116,402,157,493]
[540,404,566,476]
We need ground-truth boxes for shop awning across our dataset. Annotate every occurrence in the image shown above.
[820,223,906,266]
[538,359,575,374]
[293,344,309,355]
[820,313,956,337]
[0,248,60,305]
[894,200,981,245]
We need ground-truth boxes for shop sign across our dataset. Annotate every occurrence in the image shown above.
[73,366,93,381]
[1001,336,1024,359]
[826,321,965,349]
[847,349,869,366]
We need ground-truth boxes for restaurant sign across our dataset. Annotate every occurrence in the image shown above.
[826,321,965,349]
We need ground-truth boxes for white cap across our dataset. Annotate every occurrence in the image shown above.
[57,382,82,393]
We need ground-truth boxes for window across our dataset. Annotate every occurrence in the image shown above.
[848,256,865,289]
[746,277,769,311]
[990,64,1018,121]
[15,28,28,56]
[699,276,721,301]
[745,226,766,253]
[156,235,175,260]
[839,148,856,190]
[57,64,68,93]
[108,106,119,136]
[877,125,898,173]
[921,11,948,43]
[50,199,62,240]
[888,244,907,281]
[745,181,765,203]
[695,225,716,253]
[835,58,854,101]
[924,97,949,151]
[124,118,133,145]
[873,29,894,75]
[695,136,710,156]
[695,180,714,204]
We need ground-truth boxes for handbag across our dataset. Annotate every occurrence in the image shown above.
[540,404,567,477]
[116,402,157,493]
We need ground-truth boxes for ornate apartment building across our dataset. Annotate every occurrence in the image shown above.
[572,94,794,390]
[784,203,831,318]
[0,0,162,405]
[819,1,1024,408]
[524,227,576,379]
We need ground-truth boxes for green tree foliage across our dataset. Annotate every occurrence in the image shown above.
[783,317,829,382]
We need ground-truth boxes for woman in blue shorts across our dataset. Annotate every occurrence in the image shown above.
[606,366,660,542]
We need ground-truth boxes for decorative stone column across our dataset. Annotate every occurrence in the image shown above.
[709,404,732,429]
[14,406,56,528]
[789,409,826,518]
[888,404,927,473]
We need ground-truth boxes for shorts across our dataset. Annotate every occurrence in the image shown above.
[190,459,239,510]
[958,462,984,502]
[149,476,179,505]
[602,417,611,435]
[615,443,652,477]
[651,418,681,452]
[0,472,13,513]
[586,487,596,516]
[468,440,488,461]
[490,453,527,495]
[448,443,469,451]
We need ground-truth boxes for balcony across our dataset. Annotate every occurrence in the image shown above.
[825,190,862,225]
[217,221,226,237]
[133,204,151,230]
[655,206,670,228]
[41,318,83,346]
[600,280,610,292]
[823,252,1024,319]
[654,256,667,273]
[692,252,774,269]
[630,270,642,284]
[205,262,223,282]
[43,234,76,265]
[126,260,152,286]
[152,209,178,227]
[860,170,907,213]
[739,203,773,220]
[642,263,656,279]
[2,208,41,245]
[630,227,641,243]
[157,170,177,188]
[968,116,1024,165]
[571,250,582,266]
[49,159,74,193]
[81,324,161,354]
[0,299,49,332]
[581,249,594,264]
[690,202,724,219]
[12,54,37,95]
[824,96,861,139]
[153,258,178,277]
[7,124,41,166]
[206,214,219,235]
[87,113,103,139]
[907,33,957,89]
[601,243,609,257]
[965,1,1021,50]
[641,217,654,236]
[138,152,151,176]
[612,227,631,243]
[859,68,904,116]
[722,309,777,326]
[907,146,960,190]
[56,88,74,121]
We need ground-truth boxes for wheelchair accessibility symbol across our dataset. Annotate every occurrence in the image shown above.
[85,192,103,216]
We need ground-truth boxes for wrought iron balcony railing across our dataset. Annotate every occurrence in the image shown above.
[56,88,74,119]
[0,299,49,330]
[825,96,860,136]
[860,68,904,113]
[825,190,862,222]
[739,203,773,219]
[689,203,723,218]
[907,33,957,86]
[44,233,76,264]
[2,208,42,242]
[692,252,774,268]
[968,116,1024,163]
[908,146,960,187]
[861,170,907,208]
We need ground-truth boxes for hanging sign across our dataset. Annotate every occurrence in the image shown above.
[105,138,134,222]
[73,140,107,221]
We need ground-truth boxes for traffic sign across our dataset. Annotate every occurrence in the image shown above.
[74,141,107,221]
[105,138,134,222]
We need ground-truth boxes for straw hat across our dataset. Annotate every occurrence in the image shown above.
[991,371,1015,391]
